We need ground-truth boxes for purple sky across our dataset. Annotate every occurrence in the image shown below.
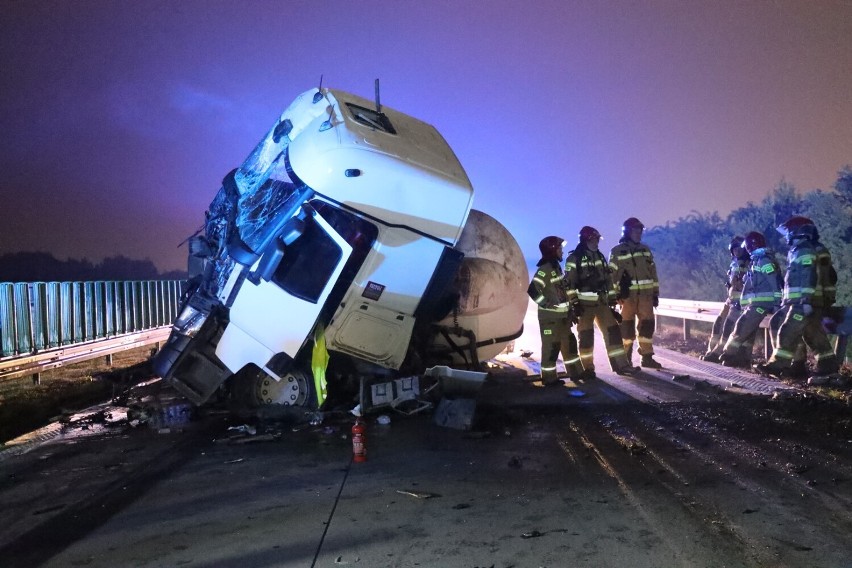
[2,1,851,273]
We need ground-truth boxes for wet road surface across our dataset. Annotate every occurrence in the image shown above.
[1,347,850,568]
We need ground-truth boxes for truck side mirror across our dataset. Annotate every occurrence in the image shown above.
[249,238,287,284]
[248,216,309,284]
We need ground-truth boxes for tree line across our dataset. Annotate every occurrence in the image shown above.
[0,252,188,283]
[644,166,852,306]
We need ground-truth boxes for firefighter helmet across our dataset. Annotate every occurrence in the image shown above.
[777,216,816,244]
[621,217,645,238]
[538,236,566,261]
[742,231,766,253]
[729,236,745,256]
[579,226,601,243]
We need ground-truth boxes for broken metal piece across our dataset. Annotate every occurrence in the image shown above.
[396,489,439,499]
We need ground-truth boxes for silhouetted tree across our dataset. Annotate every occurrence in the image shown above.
[0,252,186,282]
[98,256,160,280]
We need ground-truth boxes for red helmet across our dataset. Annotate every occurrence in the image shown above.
[728,236,744,255]
[777,216,815,244]
[743,231,766,253]
[538,236,565,260]
[621,217,644,238]
[579,226,601,243]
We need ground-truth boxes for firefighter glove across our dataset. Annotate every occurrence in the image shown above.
[652,295,659,308]
[610,307,623,323]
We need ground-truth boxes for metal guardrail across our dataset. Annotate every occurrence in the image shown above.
[0,280,184,382]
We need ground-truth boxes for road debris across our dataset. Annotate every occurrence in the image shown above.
[396,489,439,499]
[227,424,256,435]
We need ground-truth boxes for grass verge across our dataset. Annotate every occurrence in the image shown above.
[0,347,154,444]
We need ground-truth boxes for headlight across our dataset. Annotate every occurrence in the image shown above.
[174,305,208,337]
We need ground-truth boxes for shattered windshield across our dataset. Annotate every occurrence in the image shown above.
[237,178,300,251]
[203,116,313,258]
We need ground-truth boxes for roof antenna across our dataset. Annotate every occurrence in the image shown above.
[374,78,381,114]
[313,74,324,104]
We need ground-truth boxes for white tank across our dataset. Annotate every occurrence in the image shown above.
[433,209,529,363]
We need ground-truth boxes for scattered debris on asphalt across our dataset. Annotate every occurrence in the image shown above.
[396,489,439,499]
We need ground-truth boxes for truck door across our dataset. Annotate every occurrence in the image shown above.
[214,207,353,375]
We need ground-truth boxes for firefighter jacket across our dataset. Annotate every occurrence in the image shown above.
[739,248,781,310]
[814,241,837,308]
[725,256,748,303]
[608,238,659,300]
[565,245,617,307]
[528,259,571,320]
[782,236,819,307]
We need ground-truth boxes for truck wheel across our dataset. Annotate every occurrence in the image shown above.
[230,366,317,409]
[257,368,316,408]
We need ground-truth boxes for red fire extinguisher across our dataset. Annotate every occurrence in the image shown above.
[351,419,367,462]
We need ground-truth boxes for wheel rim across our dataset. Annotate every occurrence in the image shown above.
[256,369,312,406]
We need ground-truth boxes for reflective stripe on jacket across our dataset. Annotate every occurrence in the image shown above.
[529,259,571,316]
[725,257,748,301]
[783,238,817,305]
[565,246,617,306]
[608,239,659,298]
[740,248,781,309]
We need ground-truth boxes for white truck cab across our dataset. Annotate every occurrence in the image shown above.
[153,87,527,408]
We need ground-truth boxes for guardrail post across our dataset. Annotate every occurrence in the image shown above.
[683,318,691,340]
[105,353,113,366]
[31,372,40,386]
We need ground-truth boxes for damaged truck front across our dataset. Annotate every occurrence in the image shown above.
[152,87,528,409]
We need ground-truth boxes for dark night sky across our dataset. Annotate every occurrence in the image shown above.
[2,0,851,273]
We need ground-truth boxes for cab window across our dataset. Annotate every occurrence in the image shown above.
[271,217,342,303]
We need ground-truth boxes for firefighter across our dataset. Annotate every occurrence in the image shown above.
[608,217,662,369]
[701,236,749,363]
[756,216,840,378]
[528,236,584,385]
[564,226,637,379]
[718,232,782,368]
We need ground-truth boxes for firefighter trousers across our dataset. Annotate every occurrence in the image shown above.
[706,303,741,356]
[538,316,583,383]
[576,303,631,372]
[619,294,656,358]
[768,305,839,374]
[722,306,771,362]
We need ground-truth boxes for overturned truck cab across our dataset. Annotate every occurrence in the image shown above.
[152,87,528,409]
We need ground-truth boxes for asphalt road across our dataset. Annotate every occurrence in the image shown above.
[1,347,850,568]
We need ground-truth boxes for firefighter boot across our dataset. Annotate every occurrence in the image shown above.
[787,360,809,379]
[701,352,720,363]
[754,361,787,378]
[641,355,662,369]
[579,368,598,381]
[720,353,750,369]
